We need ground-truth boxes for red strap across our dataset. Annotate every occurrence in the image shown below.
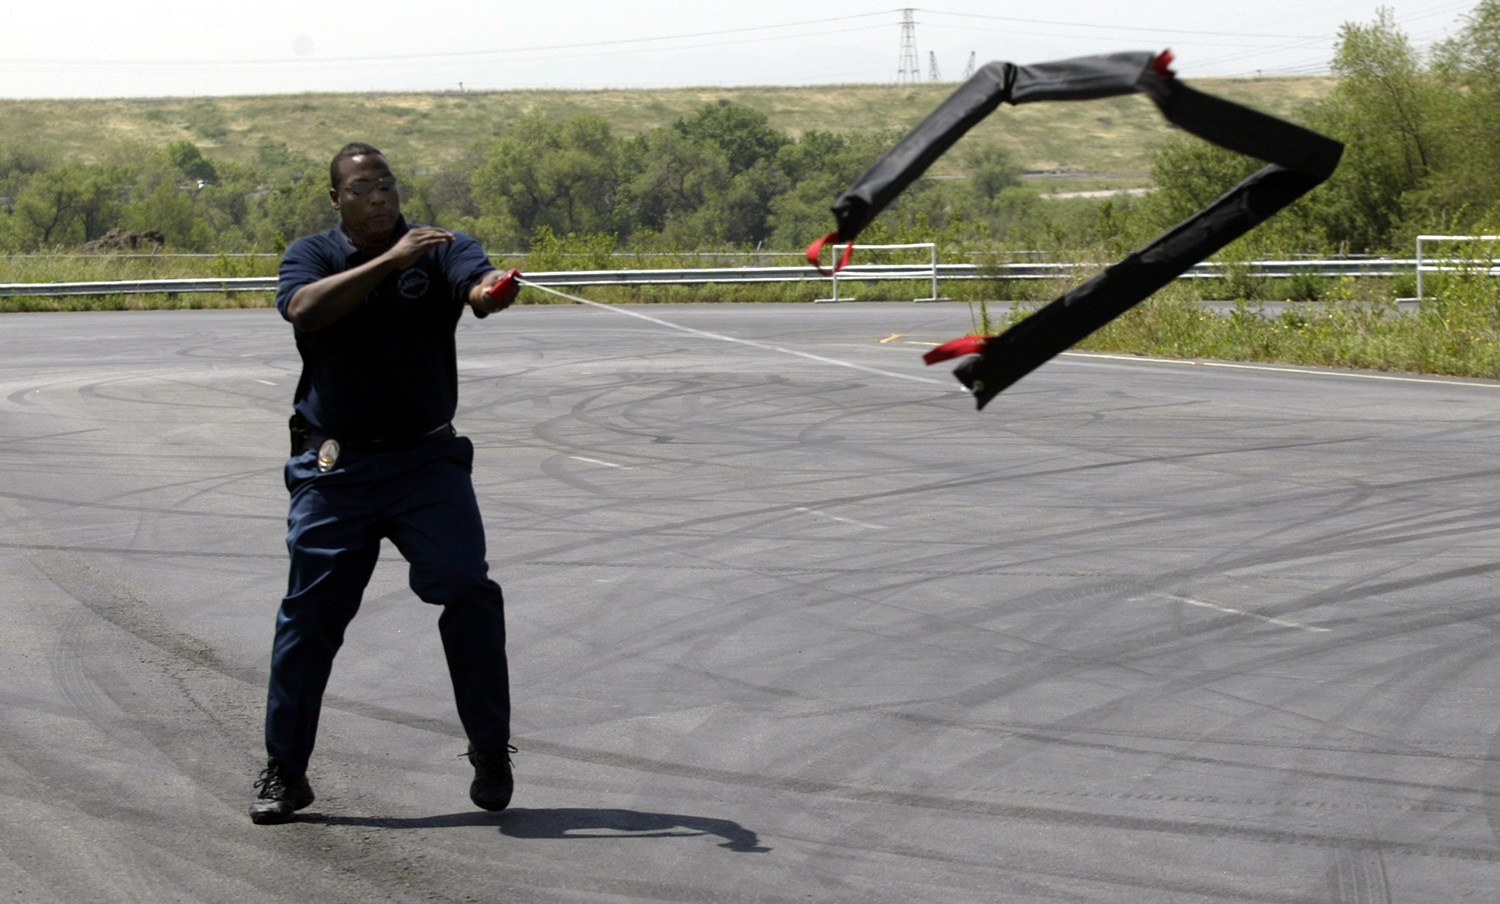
[806,232,855,276]
[1151,50,1175,78]
[922,335,990,365]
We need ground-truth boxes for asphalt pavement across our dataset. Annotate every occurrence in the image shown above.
[5,301,1500,903]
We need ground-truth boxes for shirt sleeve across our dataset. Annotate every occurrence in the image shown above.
[275,235,341,322]
[441,232,498,305]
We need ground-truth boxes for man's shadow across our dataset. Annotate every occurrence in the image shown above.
[303,807,770,853]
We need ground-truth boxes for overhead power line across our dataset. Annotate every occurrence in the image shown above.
[921,9,1333,40]
[6,10,897,68]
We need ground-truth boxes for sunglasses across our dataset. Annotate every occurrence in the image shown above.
[342,176,397,196]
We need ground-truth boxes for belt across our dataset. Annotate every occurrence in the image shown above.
[298,421,454,455]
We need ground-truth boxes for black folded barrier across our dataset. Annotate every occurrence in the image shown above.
[808,51,1342,410]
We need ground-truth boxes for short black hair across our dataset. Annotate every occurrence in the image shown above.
[329,142,384,189]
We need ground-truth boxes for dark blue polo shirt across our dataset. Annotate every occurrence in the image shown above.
[276,218,496,445]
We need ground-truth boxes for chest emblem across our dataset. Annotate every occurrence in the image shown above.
[397,267,430,300]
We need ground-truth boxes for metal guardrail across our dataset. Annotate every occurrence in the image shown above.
[0,277,278,298]
[0,258,1431,298]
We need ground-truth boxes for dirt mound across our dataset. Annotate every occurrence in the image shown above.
[80,228,165,252]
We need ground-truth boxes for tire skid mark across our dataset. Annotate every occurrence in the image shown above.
[518,489,1480,782]
[774,822,1316,904]
[506,736,1500,864]
[23,530,778,898]
[522,410,1500,827]
[524,560,1105,579]
[307,689,1500,864]
[2,540,283,560]
[1326,847,1393,904]
[26,547,498,904]
[2,488,284,523]
[44,540,1481,870]
[494,439,1459,576]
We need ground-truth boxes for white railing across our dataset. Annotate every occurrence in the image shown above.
[1415,235,1500,300]
[813,242,946,303]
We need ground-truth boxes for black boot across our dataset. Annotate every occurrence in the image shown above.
[465,745,515,811]
[249,757,315,825]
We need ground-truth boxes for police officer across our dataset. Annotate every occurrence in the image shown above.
[250,142,518,825]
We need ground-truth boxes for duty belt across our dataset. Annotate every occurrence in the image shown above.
[298,421,454,454]
[294,420,454,472]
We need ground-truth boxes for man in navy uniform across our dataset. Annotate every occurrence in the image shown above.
[250,142,518,824]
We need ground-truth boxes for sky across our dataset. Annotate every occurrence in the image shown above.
[0,1,1482,99]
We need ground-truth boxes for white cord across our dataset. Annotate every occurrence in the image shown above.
[515,278,953,388]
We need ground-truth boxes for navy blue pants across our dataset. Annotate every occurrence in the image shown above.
[264,433,510,775]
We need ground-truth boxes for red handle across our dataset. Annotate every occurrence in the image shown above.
[806,232,855,276]
[922,335,990,365]
[486,268,522,301]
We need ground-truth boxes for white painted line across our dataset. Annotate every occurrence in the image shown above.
[256,380,276,386]
[1063,351,1500,389]
[900,343,1500,389]
[793,507,887,530]
[570,456,630,470]
[1167,594,1330,633]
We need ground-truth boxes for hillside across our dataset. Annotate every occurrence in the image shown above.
[0,77,1332,188]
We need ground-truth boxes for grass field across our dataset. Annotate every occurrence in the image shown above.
[0,76,1332,186]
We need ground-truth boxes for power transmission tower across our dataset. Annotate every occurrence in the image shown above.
[928,51,942,82]
[897,9,920,86]
[962,51,976,79]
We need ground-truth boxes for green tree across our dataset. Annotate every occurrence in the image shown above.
[1427,0,1500,226]
[122,180,209,250]
[0,144,54,212]
[402,144,485,229]
[1302,7,1446,250]
[9,162,118,248]
[719,158,789,245]
[98,144,213,250]
[253,173,336,251]
[674,102,790,175]
[165,139,219,186]
[1136,133,1332,259]
[191,160,264,250]
[960,143,1022,202]
[1434,0,1500,85]
[471,112,620,248]
[1133,6,1444,255]
[766,130,906,249]
[1138,138,1261,229]
[616,128,732,244]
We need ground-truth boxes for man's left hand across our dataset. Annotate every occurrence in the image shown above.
[471,268,521,317]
